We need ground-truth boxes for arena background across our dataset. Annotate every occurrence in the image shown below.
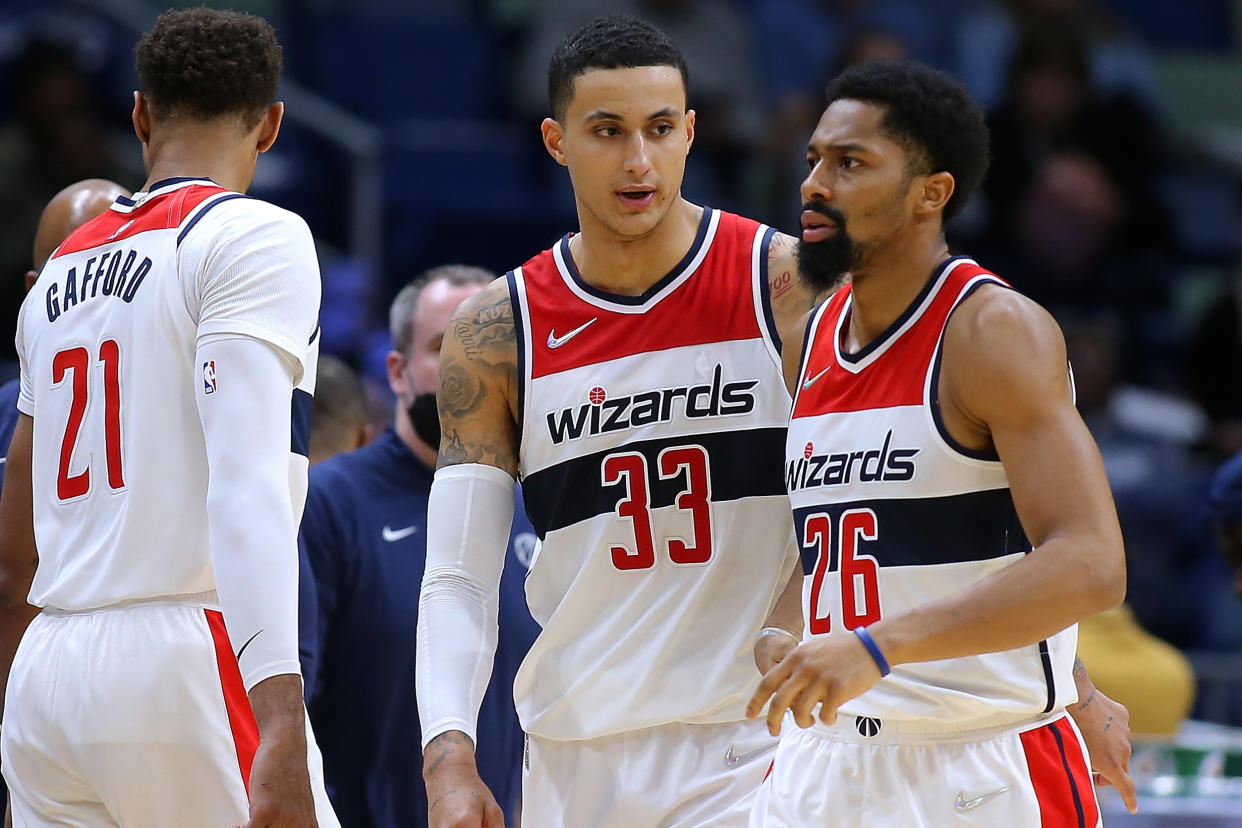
[1,0,1241,824]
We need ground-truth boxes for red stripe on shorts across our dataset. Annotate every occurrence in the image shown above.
[1019,717,1099,828]
[206,609,260,794]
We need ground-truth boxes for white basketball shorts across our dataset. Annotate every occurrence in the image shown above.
[749,711,1101,828]
[1,603,338,827]
[522,718,778,827]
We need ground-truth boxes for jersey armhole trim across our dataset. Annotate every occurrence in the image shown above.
[926,277,1008,462]
[753,225,782,360]
[506,269,529,448]
[789,299,832,414]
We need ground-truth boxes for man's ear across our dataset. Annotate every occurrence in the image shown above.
[131,91,152,146]
[541,117,568,167]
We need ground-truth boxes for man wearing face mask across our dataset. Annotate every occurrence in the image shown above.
[298,265,540,827]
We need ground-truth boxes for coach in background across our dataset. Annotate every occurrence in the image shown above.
[299,265,540,826]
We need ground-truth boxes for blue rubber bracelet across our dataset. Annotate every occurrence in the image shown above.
[854,626,891,677]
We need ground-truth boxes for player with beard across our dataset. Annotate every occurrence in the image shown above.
[298,265,540,827]
[747,60,1132,826]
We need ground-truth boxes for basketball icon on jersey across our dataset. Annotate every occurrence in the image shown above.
[202,360,217,394]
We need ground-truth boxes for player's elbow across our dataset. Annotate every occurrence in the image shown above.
[1080,532,1127,614]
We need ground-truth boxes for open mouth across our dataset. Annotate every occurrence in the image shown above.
[801,209,839,243]
[617,187,656,208]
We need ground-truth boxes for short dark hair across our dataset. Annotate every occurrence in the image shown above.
[135,7,282,126]
[389,265,494,355]
[824,60,989,221]
[547,15,689,122]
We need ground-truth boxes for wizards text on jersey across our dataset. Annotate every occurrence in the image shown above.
[785,429,920,492]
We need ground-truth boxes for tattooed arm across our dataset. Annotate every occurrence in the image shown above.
[436,278,520,473]
[419,278,519,828]
[766,231,820,351]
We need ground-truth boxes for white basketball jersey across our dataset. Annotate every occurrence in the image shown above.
[507,208,799,741]
[786,257,1078,731]
[16,177,319,612]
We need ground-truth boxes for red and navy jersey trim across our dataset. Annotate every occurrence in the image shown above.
[505,269,526,435]
[756,226,782,353]
[557,206,713,306]
[177,193,249,246]
[839,255,969,365]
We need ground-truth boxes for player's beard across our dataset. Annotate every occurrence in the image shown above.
[796,202,857,294]
[407,393,441,449]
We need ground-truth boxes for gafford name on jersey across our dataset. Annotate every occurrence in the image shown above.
[45,246,153,322]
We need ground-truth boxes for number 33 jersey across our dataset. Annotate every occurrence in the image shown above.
[787,257,1078,731]
[507,208,798,741]
[15,178,320,612]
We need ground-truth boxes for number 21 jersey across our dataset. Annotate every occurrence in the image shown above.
[16,177,319,612]
[508,208,798,741]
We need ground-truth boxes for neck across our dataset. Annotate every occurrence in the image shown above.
[142,125,257,194]
[845,228,950,351]
[568,198,702,295]
[394,406,438,471]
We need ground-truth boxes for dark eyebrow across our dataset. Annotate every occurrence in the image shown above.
[647,107,678,121]
[807,141,870,155]
[584,109,624,122]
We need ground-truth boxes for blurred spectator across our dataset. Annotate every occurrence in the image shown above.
[0,35,128,371]
[513,1,763,207]
[1062,310,1212,647]
[308,354,372,465]
[299,265,539,826]
[956,0,1159,110]
[1187,198,1242,456]
[1210,451,1242,599]
[981,28,1172,256]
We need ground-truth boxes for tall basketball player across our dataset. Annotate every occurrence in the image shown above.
[747,60,1129,827]
[0,10,337,827]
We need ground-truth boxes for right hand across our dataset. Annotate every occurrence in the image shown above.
[237,728,318,828]
[424,731,505,828]
[754,627,800,675]
[236,674,317,828]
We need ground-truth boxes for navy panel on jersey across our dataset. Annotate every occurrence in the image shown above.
[792,489,1029,575]
[290,388,313,458]
[522,427,787,537]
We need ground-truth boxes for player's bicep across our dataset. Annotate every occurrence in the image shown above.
[948,291,1121,552]
[0,415,37,597]
[766,232,818,347]
[436,282,519,476]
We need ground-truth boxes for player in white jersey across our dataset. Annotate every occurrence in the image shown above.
[415,16,817,828]
[0,9,337,827]
[746,61,1131,826]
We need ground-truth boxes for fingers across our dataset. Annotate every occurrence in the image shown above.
[1113,763,1138,814]
[747,659,794,719]
[765,670,811,736]
[790,683,824,729]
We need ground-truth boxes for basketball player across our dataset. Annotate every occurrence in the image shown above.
[0,9,337,827]
[416,16,811,827]
[746,60,1128,826]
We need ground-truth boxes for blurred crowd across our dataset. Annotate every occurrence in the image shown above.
[2,0,1242,727]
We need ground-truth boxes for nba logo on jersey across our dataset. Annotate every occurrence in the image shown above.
[202,361,217,394]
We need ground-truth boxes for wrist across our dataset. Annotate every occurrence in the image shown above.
[754,626,800,648]
[854,625,891,677]
[423,730,478,777]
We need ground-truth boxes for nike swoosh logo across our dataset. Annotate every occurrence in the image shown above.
[382,525,419,542]
[802,365,831,389]
[235,629,263,662]
[954,786,1009,812]
[723,741,779,768]
[547,318,598,349]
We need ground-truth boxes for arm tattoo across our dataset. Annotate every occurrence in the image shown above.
[436,281,520,472]
[1076,689,1097,712]
[1073,657,1088,681]
[425,731,468,777]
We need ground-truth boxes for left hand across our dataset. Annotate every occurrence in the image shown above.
[754,628,800,675]
[1069,686,1137,814]
[746,633,884,736]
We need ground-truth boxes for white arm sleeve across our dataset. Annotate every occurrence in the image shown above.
[416,463,515,749]
[196,334,303,690]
